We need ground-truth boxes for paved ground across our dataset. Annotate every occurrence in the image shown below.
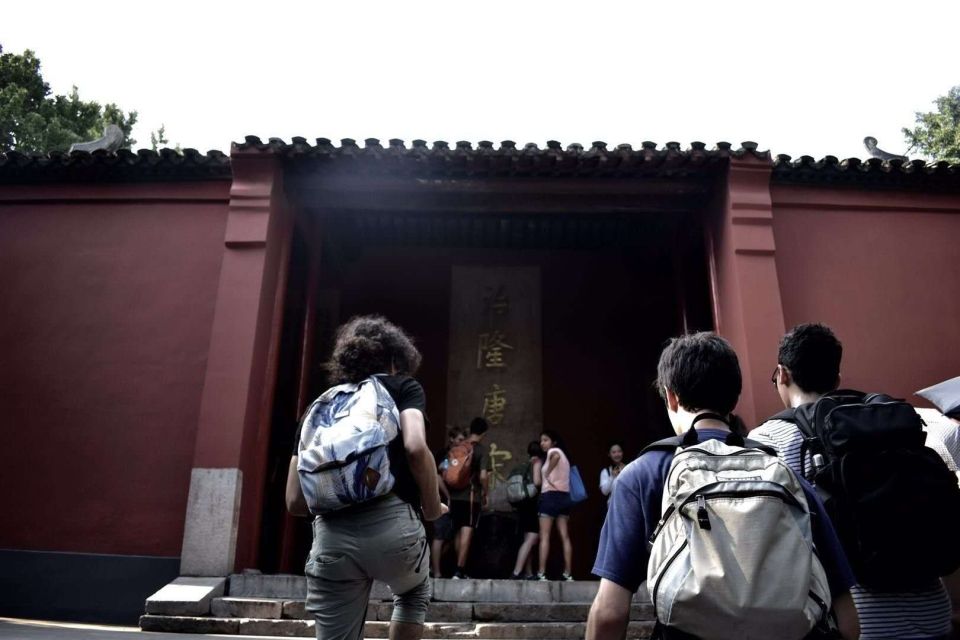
[0,618,283,639]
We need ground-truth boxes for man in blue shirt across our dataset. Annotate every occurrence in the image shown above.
[586,332,859,640]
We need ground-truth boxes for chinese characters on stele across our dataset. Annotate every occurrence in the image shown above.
[478,286,513,487]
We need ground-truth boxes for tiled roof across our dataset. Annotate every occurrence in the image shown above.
[0,148,231,184]
[1,138,958,190]
[772,154,960,191]
[238,136,766,178]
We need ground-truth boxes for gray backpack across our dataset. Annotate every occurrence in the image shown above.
[645,416,831,640]
[505,461,538,504]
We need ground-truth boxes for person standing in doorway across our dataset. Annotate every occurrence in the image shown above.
[599,442,625,501]
[445,417,491,579]
[537,430,574,581]
[510,440,545,579]
[430,426,464,578]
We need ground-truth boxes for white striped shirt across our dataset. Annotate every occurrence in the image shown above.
[751,417,953,639]
[850,584,952,639]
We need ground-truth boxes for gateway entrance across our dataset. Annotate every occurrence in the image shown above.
[259,200,715,579]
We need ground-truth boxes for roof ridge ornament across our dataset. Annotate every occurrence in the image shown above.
[864,137,907,161]
[69,124,125,154]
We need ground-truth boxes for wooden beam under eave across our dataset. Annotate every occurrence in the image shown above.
[288,173,713,197]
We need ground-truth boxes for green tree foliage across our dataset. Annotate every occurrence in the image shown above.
[150,123,168,151]
[149,123,182,153]
[903,85,960,163]
[0,44,138,152]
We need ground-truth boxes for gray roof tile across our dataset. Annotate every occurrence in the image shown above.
[2,138,958,190]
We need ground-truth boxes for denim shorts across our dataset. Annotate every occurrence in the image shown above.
[538,491,572,518]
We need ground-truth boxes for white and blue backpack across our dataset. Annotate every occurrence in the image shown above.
[297,375,400,514]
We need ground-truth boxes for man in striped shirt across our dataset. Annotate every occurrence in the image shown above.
[751,323,960,639]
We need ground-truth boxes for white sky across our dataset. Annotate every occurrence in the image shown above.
[2,1,957,161]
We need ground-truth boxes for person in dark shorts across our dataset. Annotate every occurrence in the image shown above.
[537,430,574,581]
[285,315,446,640]
[510,440,544,579]
[447,417,492,579]
[430,426,464,578]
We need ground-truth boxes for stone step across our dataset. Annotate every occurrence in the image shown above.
[471,603,654,623]
[145,577,227,616]
[214,597,654,623]
[229,573,306,599]
[431,579,599,603]
[212,596,286,619]
[227,574,605,603]
[140,615,655,639]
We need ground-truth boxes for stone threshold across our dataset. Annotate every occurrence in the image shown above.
[140,616,656,639]
[211,597,653,622]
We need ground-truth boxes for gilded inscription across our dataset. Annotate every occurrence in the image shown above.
[486,442,513,489]
[482,384,508,425]
[477,330,514,369]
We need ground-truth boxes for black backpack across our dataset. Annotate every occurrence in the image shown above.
[772,389,960,590]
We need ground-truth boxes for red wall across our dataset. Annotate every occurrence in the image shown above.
[708,160,787,426]
[771,185,960,406]
[0,182,229,556]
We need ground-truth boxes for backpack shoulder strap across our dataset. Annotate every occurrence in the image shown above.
[640,435,684,455]
[772,403,822,440]
[452,441,475,457]
[767,405,821,448]
[769,407,798,424]
[830,388,868,403]
[742,439,778,456]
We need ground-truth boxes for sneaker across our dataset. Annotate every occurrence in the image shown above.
[562,573,574,582]
[536,572,547,581]
[452,570,469,580]
[525,574,541,581]
[509,572,524,580]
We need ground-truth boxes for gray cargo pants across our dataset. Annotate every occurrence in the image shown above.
[304,494,431,640]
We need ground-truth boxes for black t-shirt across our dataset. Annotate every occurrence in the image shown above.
[293,374,429,511]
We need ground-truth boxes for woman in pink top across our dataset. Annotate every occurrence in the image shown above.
[537,430,574,581]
